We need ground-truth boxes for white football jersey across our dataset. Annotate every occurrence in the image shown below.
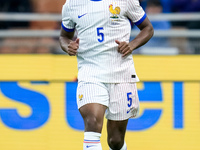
[62,0,146,83]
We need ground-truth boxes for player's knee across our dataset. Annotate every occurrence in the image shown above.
[84,116,102,132]
[108,136,124,150]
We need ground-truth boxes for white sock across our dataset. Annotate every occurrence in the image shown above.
[83,132,102,150]
[109,141,127,150]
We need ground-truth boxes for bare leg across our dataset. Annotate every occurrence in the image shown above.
[79,103,107,150]
[107,119,128,150]
[79,103,107,133]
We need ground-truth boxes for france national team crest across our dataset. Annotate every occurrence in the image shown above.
[78,94,83,101]
[109,4,120,18]
[109,4,121,25]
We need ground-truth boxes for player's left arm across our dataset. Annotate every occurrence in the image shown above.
[116,17,154,57]
[129,17,154,51]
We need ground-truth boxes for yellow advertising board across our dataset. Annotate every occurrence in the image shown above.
[0,55,199,150]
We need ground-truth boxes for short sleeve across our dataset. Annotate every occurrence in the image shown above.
[61,2,75,32]
[126,0,146,26]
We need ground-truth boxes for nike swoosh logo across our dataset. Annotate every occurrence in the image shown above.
[127,108,134,114]
[78,13,87,18]
[86,145,96,148]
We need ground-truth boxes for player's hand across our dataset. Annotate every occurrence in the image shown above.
[115,40,132,57]
[67,38,79,56]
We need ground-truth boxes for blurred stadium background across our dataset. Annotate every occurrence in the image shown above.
[0,0,200,150]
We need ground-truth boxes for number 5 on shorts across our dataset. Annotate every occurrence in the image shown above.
[127,92,132,107]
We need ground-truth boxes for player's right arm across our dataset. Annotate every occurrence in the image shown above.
[59,28,79,56]
[60,1,79,56]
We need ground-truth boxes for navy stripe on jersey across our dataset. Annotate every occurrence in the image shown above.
[135,13,146,26]
[62,23,75,32]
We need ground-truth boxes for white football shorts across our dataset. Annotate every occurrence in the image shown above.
[76,81,140,121]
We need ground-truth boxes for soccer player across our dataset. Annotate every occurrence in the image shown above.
[59,0,154,150]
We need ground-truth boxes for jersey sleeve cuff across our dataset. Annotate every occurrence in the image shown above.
[134,13,147,26]
[62,23,75,32]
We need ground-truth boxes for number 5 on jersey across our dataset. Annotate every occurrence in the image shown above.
[97,27,104,42]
